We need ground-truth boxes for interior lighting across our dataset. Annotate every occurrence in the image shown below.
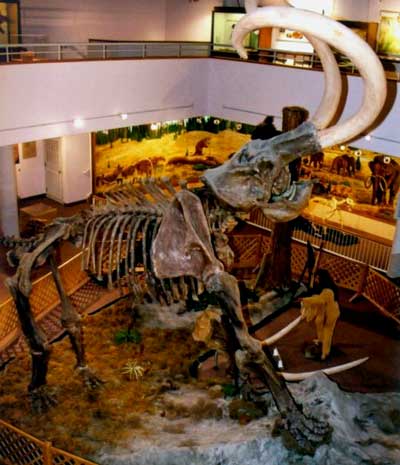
[365,135,372,141]
[120,113,128,120]
[150,123,159,131]
[340,145,346,151]
[73,118,85,128]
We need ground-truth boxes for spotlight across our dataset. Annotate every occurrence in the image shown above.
[365,135,372,141]
[73,118,84,128]
[120,113,128,120]
[340,145,346,151]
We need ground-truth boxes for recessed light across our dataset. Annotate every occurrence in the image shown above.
[365,135,372,141]
[120,113,128,120]
[73,118,84,128]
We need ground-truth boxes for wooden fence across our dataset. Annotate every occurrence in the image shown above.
[0,253,89,354]
[0,420,98,465]
[230,231,400,324]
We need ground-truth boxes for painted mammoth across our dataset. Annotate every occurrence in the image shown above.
[330,154,355,176]
[365,155,400,205]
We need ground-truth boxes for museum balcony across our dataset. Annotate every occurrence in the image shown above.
[2,40,400,82]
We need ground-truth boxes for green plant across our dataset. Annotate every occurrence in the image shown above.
[121,360,145,381]
[114,328,142,345]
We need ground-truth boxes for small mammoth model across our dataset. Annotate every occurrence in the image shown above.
[300,289,340,360]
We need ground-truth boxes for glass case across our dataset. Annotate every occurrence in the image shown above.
[211,7,259,55]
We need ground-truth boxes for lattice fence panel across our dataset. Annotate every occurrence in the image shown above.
[363,270,400,321]
[0,300,19,340]
[291,242,309,278]
[230,235,261,269]
[52,448,98,465]
[0,421,44,465]
[318,252,363,291]
[29,274,60,318]
[260,235,271,256]
[59,255,89,296]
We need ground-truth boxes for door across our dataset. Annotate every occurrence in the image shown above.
[44,138,63,202]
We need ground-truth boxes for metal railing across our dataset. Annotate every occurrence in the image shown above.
[1,39,399,80]
[0,41,211,63]
[249,209,393,273]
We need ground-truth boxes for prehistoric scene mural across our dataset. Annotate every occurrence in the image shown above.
[93,117,398,240]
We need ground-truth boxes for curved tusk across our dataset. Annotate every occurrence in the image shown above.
[281,357,369,382]
[261,315,303,346]
[244,0,341,130]
[232,6,386,148]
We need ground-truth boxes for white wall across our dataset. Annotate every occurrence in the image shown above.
[207,59,400,156]
[369,0,400,21]
[165,0,222,41]
[62,134,92,204]
[0,59,209,146]
[20,0,167,43]
[3,58,400,202]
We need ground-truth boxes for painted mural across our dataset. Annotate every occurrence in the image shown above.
[93,118,399,236]
[93,117,254,193]
[299,145,399,230]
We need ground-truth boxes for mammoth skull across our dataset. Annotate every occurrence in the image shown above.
[203,0,387,222]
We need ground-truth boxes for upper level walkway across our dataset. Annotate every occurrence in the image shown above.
[1,40,400,81]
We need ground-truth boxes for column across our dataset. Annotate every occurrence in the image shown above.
[387,215,400,279]
[0,145,19,237]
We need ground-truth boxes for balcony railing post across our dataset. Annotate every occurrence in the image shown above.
[142,43,146,58]
[57,44,62,60]
[5,45,9,62]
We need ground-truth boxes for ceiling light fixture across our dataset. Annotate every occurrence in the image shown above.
[73,117,85,128]
[365,135,372,141]
[120,113,128,120]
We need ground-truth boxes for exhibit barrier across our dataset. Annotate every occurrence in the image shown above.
[230,230,400,324]
[1,40,399,81]
[0,41,211,62]
[0,419,98,465]
[0,253,90,354]
[249,209,392,272]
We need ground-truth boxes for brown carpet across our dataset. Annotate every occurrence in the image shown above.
[254,288,400,393]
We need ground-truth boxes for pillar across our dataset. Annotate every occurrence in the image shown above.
[387,210,400,278]
[0,145,19,237]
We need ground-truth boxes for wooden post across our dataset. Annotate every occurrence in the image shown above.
[43,441,52,465]
[264,106,309,290]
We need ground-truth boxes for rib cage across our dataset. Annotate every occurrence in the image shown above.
[82,178,202,305]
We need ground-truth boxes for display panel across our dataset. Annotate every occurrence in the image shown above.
[377,11,400,57]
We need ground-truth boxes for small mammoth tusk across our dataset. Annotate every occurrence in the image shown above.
[261,315,303,346]
[281,357,369,382]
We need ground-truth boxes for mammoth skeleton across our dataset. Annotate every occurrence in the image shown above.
[4,0,386,456]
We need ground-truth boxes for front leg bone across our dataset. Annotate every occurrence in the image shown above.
[48,252,103,390]
[205,271,331,455]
